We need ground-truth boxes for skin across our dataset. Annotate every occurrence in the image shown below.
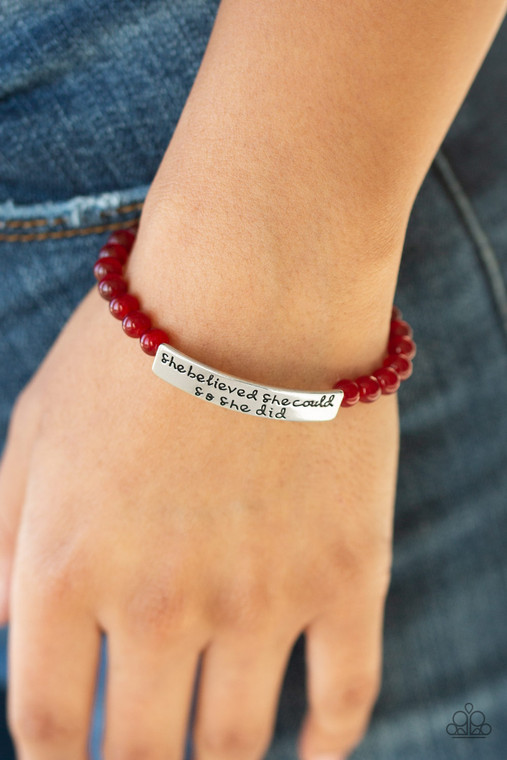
[0,285,399,760]
[0,1,505,758]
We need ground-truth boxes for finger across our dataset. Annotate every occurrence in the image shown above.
[7,535,102,759]
[101,604,205,759]
[193,627,294,760]
[0,390,41,623]
[299,586,387,760]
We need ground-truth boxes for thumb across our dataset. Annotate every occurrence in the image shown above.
[0,387,39,624]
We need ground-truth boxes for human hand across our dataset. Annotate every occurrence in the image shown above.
[0,6,407,749]
[0,206,400,760]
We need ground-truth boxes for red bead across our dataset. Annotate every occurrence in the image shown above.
[391,305,403,321]
[382,354,413,380]
[356,375,382,403]
[98,243,129,265]
[390,319,413,338]
[109,294,140,320]
[373,366,401,394]
[122,310,152,338]
[93,256,123,281]
[98,274,127,301]
[333,379,360,407]
[140,328,171,356]
[388,334,416,359]
[107,228,137,251]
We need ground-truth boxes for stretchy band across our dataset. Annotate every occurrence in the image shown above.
[94,226,416,422]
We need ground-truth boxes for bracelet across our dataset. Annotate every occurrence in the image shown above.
[94,226,416,422]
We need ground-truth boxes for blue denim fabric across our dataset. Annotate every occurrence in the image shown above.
[0,2,506,759]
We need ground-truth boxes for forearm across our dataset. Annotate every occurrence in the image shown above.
[129,0,506,387]
[169,0,505,218]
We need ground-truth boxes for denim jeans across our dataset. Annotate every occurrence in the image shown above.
[1,2,506,758]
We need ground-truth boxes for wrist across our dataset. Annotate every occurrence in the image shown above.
[126,196,405,390]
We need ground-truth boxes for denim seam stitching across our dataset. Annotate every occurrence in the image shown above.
[0,217,141,243]
[433,147,507,344]
[1,201,143,230]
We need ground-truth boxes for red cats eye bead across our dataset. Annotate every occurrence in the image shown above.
[382,354,413,380]
[356,375,382,403]
[93,256,123,281]
[98,274,128,301]
[333,379,360,407]
[125,224,139,241]
[391,305,403,321]
[107,228,137,251]
[140,328,171,356]
[98,243,129,265]
[109,293,140,320]
[373,366,401,394]
[122,310,152,338]
[390,319,413,338]
[388,334,416,359]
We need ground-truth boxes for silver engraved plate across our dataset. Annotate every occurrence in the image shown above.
[152,345,344,422]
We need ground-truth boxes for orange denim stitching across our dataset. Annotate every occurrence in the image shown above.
[2,201,143,229]
[0,201,143,240]
[0,218,140,243]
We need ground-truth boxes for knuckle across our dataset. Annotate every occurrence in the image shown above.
[341,672,381,711]
[197,725,268,758]
[31,535,88,606]
[323,540,364,588]
[122,576,191,643]
[325,533,392,594]
[9,702,80,745]
[214,572,272,633]
[310,675,381,756]
[315,673,381,727]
